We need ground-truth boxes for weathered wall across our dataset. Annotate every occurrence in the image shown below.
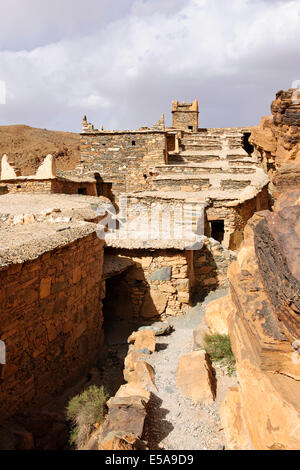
[79,131,167,200]
[104,248,194,321]
[0,233,105,420]
[0,178,97,196]
[221,196,300,450]
[172,101,199,131]
[193,238,236,300]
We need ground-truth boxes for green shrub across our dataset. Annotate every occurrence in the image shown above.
[203,333,236,375]
[66,385,109,449]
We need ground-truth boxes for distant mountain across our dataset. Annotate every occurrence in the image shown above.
[0,125,80,177]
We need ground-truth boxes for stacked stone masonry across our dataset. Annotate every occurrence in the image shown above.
[0,232,105,420]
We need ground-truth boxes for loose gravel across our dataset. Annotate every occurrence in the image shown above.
[143,288,238,450]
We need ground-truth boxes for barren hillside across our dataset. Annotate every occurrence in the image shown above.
[0,125,80,176]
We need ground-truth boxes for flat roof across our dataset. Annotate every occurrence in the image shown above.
[0,221,97,268]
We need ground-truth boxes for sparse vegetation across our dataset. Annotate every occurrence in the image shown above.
[66,385,109,449]
[203,333,236,375]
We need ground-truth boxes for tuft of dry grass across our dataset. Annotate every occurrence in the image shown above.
[66,385,109,449]
[203,333,236,375]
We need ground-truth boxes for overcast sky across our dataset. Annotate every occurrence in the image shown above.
[0,0,299,132]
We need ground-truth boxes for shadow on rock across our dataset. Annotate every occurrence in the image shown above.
[143,394,174,450]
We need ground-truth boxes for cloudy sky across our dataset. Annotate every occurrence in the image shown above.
[0,0,299,132]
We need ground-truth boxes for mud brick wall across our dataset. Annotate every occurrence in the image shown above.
[79,131,167,201]
[104,248,194,321]
[0,233,105,420]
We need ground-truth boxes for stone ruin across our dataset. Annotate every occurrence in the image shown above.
[0,92,299,450]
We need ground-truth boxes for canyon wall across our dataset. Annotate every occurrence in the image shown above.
[221,89,300,450]
[250,88,300,197]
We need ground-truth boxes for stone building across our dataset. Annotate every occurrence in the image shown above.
[76,100,270,252]
[0,153,97,196]
[0,98,273,448]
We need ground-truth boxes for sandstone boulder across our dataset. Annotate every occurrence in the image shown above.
[99,396,147,451]
[128,329,156,353]
[125,361,156,390]
[222,201,300,449]
[115,383,151,404]
[176,350,216,403]
[220,387,252,450]
[204,295,234,335]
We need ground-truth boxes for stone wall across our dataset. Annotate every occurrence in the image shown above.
[79,131,167,200]
[206,187,270,251]
[194,238,236,300]
[172,100,199,131]
[0,178,97,196]
[104,248,194,321]
[0,232,105,420]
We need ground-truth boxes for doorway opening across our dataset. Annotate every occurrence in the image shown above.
[243,133,254,154]
[210,220,225,244]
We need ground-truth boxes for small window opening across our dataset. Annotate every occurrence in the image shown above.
[132,140,136,146]
[210,220,225,244]
[188,126,193,131]
[78,187,87,195]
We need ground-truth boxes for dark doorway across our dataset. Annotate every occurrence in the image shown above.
[243,133,254,154]
[210,220,225,244]
[94,173,114,201]
[78,187,87,195]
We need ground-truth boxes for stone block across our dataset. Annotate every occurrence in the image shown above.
[176,350,216,403]
[150,267,171,281]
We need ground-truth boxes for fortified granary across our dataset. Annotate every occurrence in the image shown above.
[0,91,299,451]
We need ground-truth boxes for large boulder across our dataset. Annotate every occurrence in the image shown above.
[115,383,151,404]
[204,295,234,335]
[221,195,300,450]
[128,330,156,354]
[99,395,147,451]
[176,350,216,404]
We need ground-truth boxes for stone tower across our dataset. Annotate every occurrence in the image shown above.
[172,99,199,131]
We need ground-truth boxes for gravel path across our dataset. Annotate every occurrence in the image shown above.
[143,288,237,451]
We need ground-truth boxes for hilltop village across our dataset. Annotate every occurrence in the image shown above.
[0,90,299,450]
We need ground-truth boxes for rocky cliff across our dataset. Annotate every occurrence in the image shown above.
[220,89,300,450]
[250,88,300,198]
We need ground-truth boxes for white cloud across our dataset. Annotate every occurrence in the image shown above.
[0,0,299,131]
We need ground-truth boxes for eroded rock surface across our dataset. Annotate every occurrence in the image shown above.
[221,191,300,450]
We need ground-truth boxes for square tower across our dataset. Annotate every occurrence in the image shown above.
[172,99,199,131]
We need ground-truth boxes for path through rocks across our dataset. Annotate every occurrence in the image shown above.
[143,288,238,450]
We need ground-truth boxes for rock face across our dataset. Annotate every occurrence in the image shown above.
[250,89,300,197]
[221,190,300,450]
[176,351,216,404]
[220,387,252,450]
[204,295,234,335]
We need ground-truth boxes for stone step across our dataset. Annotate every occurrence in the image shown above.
[153,164,256,176]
